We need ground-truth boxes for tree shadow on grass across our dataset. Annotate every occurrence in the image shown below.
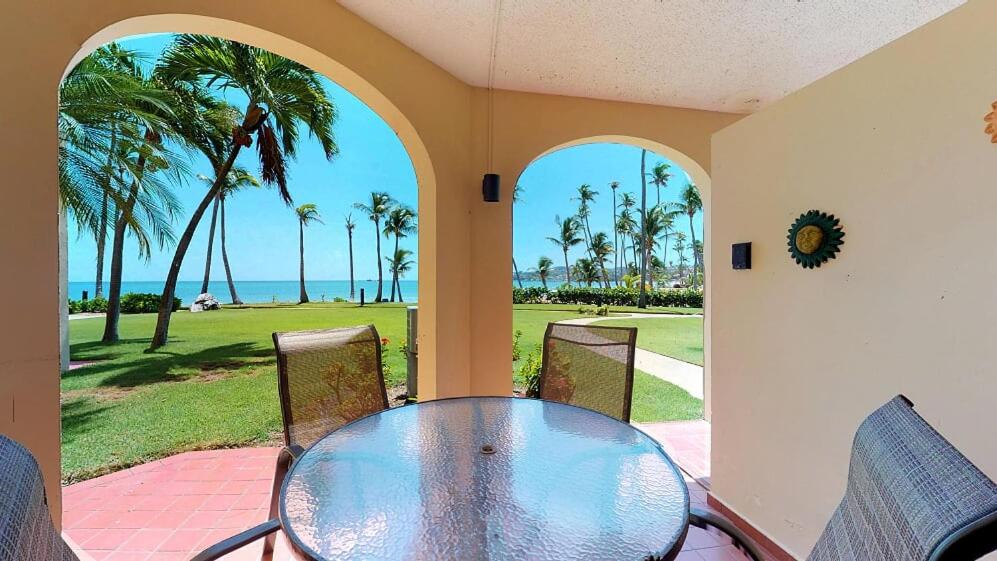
[63,342,274,389]
[61,396,110,445]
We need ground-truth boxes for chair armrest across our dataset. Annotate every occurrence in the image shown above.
[189,519,281,561]
[690,507,765,561]
[286,444,305,462]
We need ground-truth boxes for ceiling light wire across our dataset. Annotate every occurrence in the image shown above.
[487,0,503,171]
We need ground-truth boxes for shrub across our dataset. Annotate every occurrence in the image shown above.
[518,345,543,398]
[67,296,108,314]
[511,329,524,361]
[120,293,181,314]
[513,286,703,308]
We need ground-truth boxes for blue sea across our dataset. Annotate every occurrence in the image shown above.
[68,280,420,305]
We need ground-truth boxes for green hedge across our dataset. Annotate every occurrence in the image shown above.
[513,286,702,308]
[69,293,181,315]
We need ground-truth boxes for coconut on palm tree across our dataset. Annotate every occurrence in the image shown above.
[676,183,703,289]
[386,248,415,302]
[547,215,583,287]
[295,203,322,303]
[345,214,357,300]
[382,205,416,302]
[354,191,394,302]
[536,256,554,289]
[150,35,338,349]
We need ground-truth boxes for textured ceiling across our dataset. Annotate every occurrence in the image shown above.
[338,0,964,113]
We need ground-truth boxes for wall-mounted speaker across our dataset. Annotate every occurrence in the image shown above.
[732,242,751,270]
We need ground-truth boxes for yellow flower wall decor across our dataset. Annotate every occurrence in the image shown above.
[984,101,997,143]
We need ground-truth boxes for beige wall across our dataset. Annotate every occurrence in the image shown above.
[711,0,997,557]
[0,0,735,522]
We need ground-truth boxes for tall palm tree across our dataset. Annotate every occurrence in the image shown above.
[655,202,681,282]
[536,256,553,289]
[573,258,600,287]
[345,214,357,300]
[649,162,671,208]
[673,231,688,280]
[640,205,671,290]
[512,183,524,288]
[295,203,322,303]
[386,248,415,302]
[617,192,639,270]
[217,168,259,305]
[382,205,416,302]
[676,183,703,289]
[150,35,339,349]
[573,184,598,261]
[354,191,394,302]
[547,216,583,287]
[609,181,620,285]
[590,231,614,288]
[638,149,649,308]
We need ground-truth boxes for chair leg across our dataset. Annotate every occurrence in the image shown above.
[689,508,765,561]
[261,448,292,561]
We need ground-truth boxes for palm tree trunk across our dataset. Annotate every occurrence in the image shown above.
[688,214,699,290]
[583,217,595,262]
[219,195,242,305]
[374,218,383,302]
[513,258,523,289]
[563,249,571,287]
[151,146,242,350]
[347,230,355,300]
[101,149,147,343]
[612,190,618,287]
[540,275,548,290]
[94,191,108,298]
[389,235,399,302]
[396,276,404,302]
[201,195,220,295]
[662,233,670,286]
[638,149,648,308]
[299,219,309,303]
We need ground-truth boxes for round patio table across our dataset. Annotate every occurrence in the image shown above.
[280,396,690,561]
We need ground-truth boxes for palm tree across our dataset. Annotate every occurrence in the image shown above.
[345,214,357,300]
[649,162,671,208]
[673,231,688,281]
[640,205,671,290]
[573,258,600,287]
[574,184,598,261]
[536,256,554,289]
[692,240,704,288]
[617,192,639,270]
[590,231,614,288]
[609,181,620,285]
[150,35,339,349]
[354,191,394,302]
[512,183,524,288]
[217,168,259,305]
[655,202,681,283]
[547,215,583,287]
[295,203,322,303]
[386,248,415,302]
[382,205,417,302]
[676,183,703,289]
[638,149,649,308]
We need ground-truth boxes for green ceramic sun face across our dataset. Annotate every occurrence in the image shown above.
[787,210,844,269]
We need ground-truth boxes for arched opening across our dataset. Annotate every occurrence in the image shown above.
[58,18,436,555]
[510,136,712,478]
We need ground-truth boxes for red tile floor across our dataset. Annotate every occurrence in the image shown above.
[63,421,754,561]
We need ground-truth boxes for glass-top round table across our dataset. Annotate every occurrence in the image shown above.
[280,397,690,561]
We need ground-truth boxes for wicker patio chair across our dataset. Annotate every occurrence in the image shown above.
[0,436,79,561]
[691,395,997,561]
[260,324,389,560]
[538,322,637,422]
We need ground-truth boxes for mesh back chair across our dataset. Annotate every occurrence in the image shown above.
[261,324,389,560]
[538,322,637,422]
[806,395,997,561]
[0,435,79,561]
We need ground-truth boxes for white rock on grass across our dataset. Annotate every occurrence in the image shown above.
[190,293,220,313]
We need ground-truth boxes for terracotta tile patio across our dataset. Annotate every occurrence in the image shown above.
[63,421,751,561]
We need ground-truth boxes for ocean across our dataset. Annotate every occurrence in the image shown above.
[68,280,421,305]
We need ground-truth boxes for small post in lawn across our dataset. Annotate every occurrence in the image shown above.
[406,306,418,402]
[360,288,365,307]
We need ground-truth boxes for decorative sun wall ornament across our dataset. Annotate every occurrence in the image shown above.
[787,210,844,269]
[984,101,997,143]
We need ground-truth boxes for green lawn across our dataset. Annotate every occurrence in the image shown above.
[65,303,702,482]
[598,316,704,366]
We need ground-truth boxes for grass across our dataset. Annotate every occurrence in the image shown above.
[597,316,705,366]
[64,303,702,482]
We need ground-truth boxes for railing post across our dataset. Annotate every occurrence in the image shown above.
[406,306,418,400]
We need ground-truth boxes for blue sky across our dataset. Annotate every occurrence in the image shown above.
[67,34,702,283]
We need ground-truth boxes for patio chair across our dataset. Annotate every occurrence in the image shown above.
[538,322,637,422]
[692,395,997,561]
[260,324,389,559]
[0,435,79,561]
